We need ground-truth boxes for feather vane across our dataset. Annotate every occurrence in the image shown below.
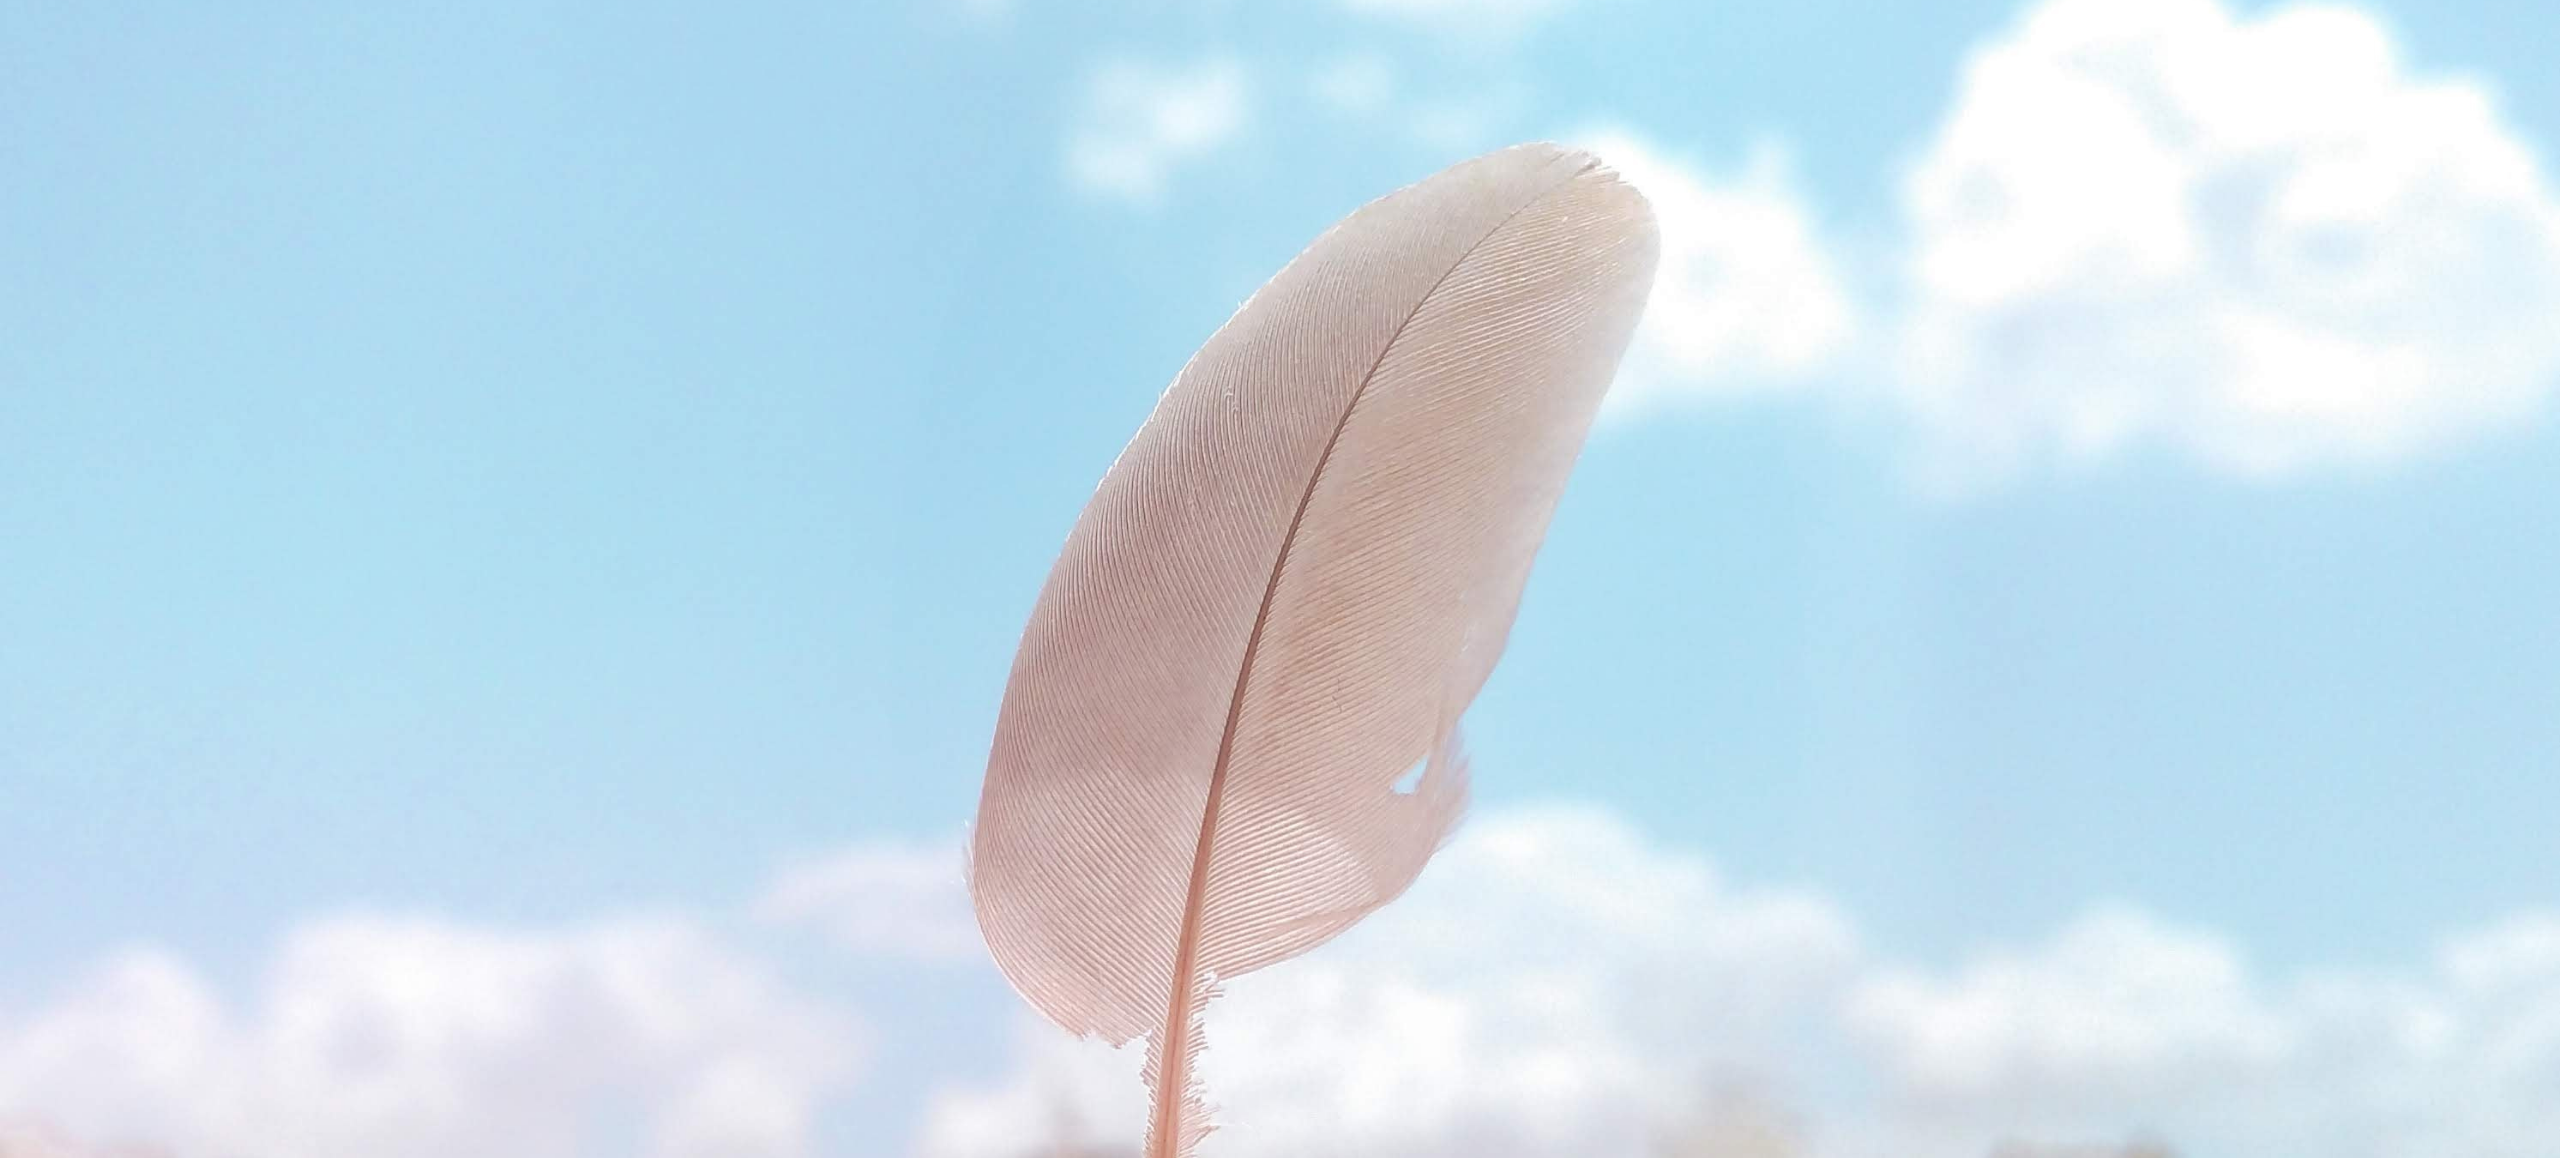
[969,141,1659,1156]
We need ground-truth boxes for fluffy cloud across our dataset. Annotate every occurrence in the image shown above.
[1847,909,2289,1110]
[1547,0,2560,487]
[1846,910,2560,1158]
[1036,0,2560,484]
[18,815,2527,1158]
[0,916,862,1158]
[1577,130,1861,417]
[917,806,1862,1158]
[906,805,2560,1158]
[755,835,980,962]
[1066,57,1250,207]
[1886,0,2560,482]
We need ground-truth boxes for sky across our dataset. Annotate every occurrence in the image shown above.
[4,0,2559,1155]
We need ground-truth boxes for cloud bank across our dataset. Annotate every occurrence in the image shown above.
[916,807,2560,1158]
[9,806,2554,1157]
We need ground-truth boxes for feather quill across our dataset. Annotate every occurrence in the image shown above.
[968,141,1658,1156]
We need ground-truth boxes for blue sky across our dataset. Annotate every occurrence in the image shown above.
[5,1,2560,1155]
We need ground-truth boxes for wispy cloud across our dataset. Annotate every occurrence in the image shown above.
[1335,0,1584,38]
[754,834,981,962]
[1065,56,1251,207]
[1310,51,1397,117]
[1306,57,1532,153]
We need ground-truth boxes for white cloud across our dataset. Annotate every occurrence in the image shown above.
[1847,909,2289,1109]
[907,804,2560,1158]
[1549,0,2560,487]
[1842,909,2560,1158]
[915,1025,1144,1158]
[1886,0,2560,482]
[0,916,862,1158]
[1577,130,1862,417]
[917,806,1861,1158]
[755,835,981,962]
[1066,57,1250,207]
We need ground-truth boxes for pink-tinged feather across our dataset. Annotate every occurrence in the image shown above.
[969,141,1659,1157]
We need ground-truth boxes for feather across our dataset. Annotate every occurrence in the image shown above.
[968,141,1658,1156]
